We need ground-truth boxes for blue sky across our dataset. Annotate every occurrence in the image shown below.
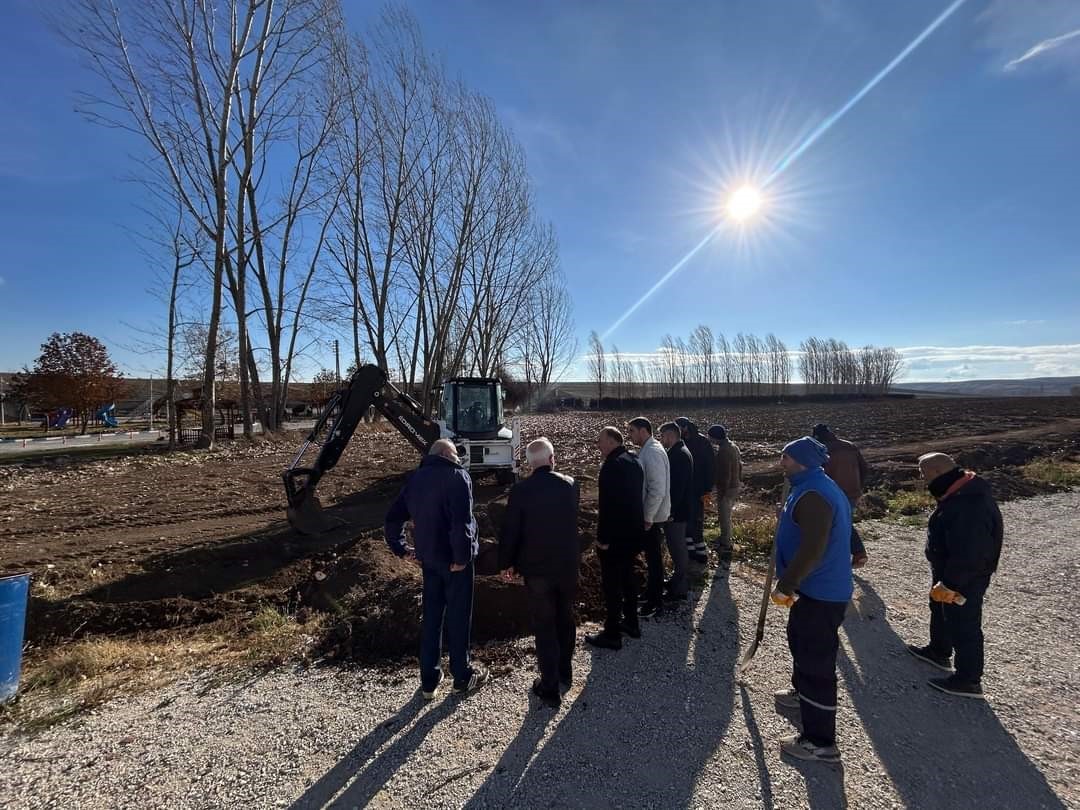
[1,0,1078,381]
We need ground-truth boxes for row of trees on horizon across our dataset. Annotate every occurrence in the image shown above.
[585,329,905,402]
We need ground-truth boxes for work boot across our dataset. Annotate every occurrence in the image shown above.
[453,664,489,695]
[928,675,984,699]
[907,644,953,672]
[585,631,623,650]
[780,734,841,764]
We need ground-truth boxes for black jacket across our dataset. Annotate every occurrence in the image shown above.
[667,441,695,523]
[684,429,715,498]
[498,467,581,579]
[597,445,645,552]
[925,475,1003,591]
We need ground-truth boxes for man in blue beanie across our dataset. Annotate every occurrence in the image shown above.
[771,436,853,764]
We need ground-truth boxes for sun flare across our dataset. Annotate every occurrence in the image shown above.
[727,185,764,223]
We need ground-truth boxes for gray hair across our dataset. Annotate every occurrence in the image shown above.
[526,437,555,468]
[430,438,459,460]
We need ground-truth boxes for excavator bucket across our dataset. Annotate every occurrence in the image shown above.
[287,491,339,536]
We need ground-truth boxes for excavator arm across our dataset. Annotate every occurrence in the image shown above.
[283,364,442,535]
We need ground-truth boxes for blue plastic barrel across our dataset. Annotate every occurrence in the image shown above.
[0,573,30,703]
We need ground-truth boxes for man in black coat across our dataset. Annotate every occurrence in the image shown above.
[907,452,1004,699]
[676,417,715,563]
[587,426,645,650]
[659,422,693,600]
[499,437,581,707]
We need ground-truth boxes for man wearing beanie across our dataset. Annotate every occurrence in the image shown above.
[675,417,714,563]
[707,425,742,561]
[906,452,1003,699]
[812,423,871,568]
[771,436,853,764]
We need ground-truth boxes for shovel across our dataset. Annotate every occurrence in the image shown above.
[736,480,787,681]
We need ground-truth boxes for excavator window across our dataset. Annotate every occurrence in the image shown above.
[454,384,497,434]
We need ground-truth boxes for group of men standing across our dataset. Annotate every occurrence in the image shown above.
[586,417,743,650]
[383,417,1004,765]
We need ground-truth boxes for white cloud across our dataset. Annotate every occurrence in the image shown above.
[1004,27,1080,71]
[1003,319,1047,326]
[897,344,1080,381]
[979,0,1080,76]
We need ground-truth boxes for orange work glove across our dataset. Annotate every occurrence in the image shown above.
[930,581,965,604]
[770,587,797,608]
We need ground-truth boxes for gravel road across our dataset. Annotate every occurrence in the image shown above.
[3,492,1077,809]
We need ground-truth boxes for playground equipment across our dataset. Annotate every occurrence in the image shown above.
[96,403,119,428]
[41,408,74,429]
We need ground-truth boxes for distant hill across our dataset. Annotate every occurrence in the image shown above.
[895,377,1080,397]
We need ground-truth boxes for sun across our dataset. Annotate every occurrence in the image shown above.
[727,185,764,223]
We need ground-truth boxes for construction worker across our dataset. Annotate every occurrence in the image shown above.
[384,439,488,700]
[587,426,645,650]
[675,417,714,563]
[499,438,581,708]
[658,422,693,601]
[812,423,871,568]
[771,436,853,764]
[627,417,671,617]
[907,452,1003,699]
[707,424,742,561]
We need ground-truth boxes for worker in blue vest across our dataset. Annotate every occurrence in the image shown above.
[770,436,854,764]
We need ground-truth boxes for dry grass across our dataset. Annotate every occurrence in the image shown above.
[886,489,936,519]
[1022,459,1080,488]
[1,607,325,734]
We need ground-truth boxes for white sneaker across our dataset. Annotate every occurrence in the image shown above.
[421,670,444,701]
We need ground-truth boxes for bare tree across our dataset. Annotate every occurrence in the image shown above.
[587,331,606,405]
[523,268,576,396]
[716,332,732,397]
[62,0,336,447]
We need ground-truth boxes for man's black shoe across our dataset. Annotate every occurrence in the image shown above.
[638,602,662,618]
[620,622,642,639]
[928,676,984,699]
[907,644,953,673]
[532,679,561,708]
[585,631,623,650]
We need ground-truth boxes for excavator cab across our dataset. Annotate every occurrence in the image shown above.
[437,378,519,481]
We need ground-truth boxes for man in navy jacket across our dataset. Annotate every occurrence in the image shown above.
[385,439,488,699]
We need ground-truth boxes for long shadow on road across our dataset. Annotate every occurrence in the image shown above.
[842,575,1066,810]
[287,693,453,809]
[464,566,738,808]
